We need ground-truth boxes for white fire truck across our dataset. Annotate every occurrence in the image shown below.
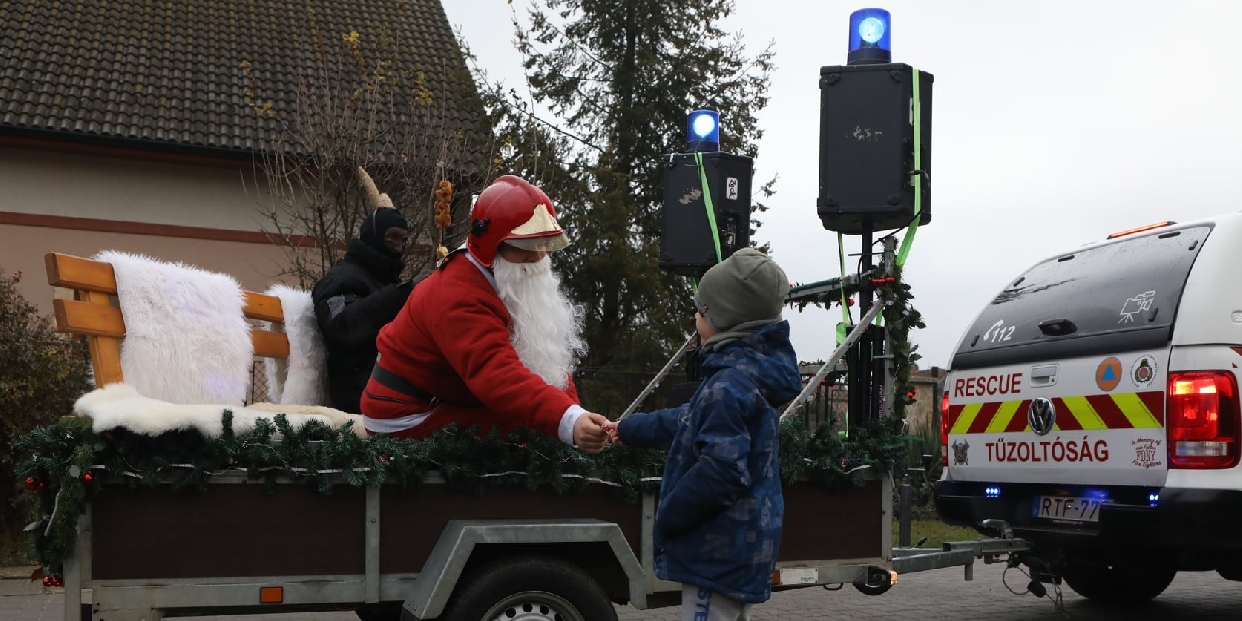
[936,214,1242,604]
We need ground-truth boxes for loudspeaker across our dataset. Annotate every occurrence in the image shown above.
[658,152,753,276]
[818,63,933,234]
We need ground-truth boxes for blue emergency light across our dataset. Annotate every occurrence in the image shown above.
[847,8,892,65]
[686,109,720,152]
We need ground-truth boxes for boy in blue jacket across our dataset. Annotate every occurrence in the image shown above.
[605,248,802,621]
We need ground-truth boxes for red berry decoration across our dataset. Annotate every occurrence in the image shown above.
[24,477,36,490]
[36,482,46,491]
[83,473,93,483]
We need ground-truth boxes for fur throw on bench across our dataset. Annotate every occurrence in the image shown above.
[262,284,329,407]
[94,250,254,405]
[76,384,368,439]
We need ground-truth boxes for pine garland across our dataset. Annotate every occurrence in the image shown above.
[13,411,905,581]
[880,263,926,421]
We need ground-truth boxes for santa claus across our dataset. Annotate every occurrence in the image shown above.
[359,175,609,453]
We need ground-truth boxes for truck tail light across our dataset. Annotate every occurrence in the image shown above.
[940,390,950,467]
[1168,371,1241,469]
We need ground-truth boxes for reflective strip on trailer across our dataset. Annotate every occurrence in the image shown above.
[947,391,1164,435]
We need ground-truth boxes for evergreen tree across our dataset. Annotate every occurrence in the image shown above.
[0,269,91,553]
[476,0,775,410]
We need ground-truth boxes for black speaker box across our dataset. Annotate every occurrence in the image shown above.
[658,152,753,276]
[817,63,933,234]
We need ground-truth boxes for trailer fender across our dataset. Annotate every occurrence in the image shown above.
[402,518,645,619]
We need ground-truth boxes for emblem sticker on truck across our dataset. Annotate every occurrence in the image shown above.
[1130,354,1158,389]
[1095,357,1122,391]
[1132,437,1163,469]
[951,439,970,465]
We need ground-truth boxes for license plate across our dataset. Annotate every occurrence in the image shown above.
[1032,496,1103,522]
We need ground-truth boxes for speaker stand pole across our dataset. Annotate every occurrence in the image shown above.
[849,223,875,437]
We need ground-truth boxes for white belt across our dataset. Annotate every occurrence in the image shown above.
[363,408,437,434]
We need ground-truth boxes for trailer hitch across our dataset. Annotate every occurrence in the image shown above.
[853,565,898,596]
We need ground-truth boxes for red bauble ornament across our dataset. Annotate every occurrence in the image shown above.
[36,482,46,491]
[24,477,37,490]
[83,473,93,483]
[42,576,51,586]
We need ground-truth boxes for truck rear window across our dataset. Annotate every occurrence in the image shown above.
[951,225,1212,370]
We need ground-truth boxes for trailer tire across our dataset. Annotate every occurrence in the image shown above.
[1061,562,1175,604]
[439,555,617,621]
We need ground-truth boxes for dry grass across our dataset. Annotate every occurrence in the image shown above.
[893,518,982,550]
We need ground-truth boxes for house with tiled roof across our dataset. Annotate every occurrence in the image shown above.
[0,0,488,312]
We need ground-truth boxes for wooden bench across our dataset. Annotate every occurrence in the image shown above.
[44,252,291,388]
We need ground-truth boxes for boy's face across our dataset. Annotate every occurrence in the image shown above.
[695,310,718,342]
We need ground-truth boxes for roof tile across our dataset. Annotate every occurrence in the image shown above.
[0,0,486,160]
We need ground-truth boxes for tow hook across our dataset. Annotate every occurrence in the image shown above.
[854,566,898,596]
[980,518,1015,540]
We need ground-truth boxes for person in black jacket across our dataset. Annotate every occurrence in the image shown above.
[312,206,415,413]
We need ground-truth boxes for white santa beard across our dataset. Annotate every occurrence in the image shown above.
[493,255,587,390]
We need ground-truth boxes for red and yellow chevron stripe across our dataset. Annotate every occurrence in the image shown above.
[947,391,1165,435]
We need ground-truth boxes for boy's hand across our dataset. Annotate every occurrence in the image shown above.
[601,420,622,446]
[573,412,610,454]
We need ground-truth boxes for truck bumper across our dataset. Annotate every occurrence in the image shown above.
[934,480,1242,552]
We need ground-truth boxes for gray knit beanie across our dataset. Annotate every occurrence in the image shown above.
[695,248,789,333]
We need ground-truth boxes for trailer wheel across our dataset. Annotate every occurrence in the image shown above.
[1061,562,1175,604]
[439,555,618,621]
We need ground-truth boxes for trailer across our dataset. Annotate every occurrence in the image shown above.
[27,245,1016,621]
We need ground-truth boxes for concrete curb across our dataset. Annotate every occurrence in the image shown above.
[0,565,38,580]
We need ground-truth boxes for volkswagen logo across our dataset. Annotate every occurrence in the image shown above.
[1028,398,1056,436]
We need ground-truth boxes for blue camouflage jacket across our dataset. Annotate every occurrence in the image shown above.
[617,321,802,602]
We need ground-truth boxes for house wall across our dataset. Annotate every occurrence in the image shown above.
[0,146,275,231]
[906,369,948,433]
[0,146,300,316]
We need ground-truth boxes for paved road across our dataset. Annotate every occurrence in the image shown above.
[3,561,1241,620]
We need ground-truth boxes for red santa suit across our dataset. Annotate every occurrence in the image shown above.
[360,250,583,442]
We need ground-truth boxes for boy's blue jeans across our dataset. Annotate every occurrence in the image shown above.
[681,584,753,621]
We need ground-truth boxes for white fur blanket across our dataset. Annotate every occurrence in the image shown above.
[95,250,253,405]
[262,285,329,406]
[77,384,367,439]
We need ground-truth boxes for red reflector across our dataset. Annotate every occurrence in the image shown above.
[940,390,950,467]
[1168,371,1240,469]
[1107,220,1175,239]
[260,586,283,604]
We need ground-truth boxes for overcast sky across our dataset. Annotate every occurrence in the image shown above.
[441,0,1242,370]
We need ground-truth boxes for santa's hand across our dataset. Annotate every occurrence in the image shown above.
[574,412,609,454]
